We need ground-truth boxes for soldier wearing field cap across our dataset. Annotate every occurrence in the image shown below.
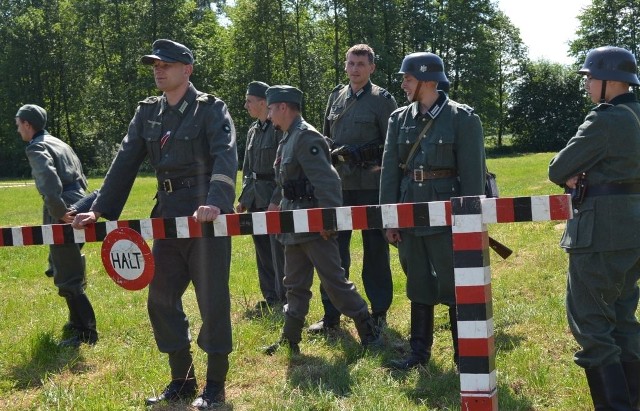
[380,52,486,371]
[308,44,397,334]
[72,39,237,409]
[237,81,286,315]
[262,85,381,356]
[549,46,640,410]
[15,104,98,348]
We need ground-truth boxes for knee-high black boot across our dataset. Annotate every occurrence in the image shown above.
[449,305,459,370]
[390,303,434,370]
[585,362,633,410]
[59,293,98,347]
[623,361,640,411]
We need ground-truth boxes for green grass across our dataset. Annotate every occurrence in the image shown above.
[0,153,594,410]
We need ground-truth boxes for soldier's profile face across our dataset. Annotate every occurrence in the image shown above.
[245,95,265,118]
[401,74,420,102]
[267,103,283,130]
[152,61,191,93]
[345,52,374,87]
[583,75,603,103]
[15,118,31,142]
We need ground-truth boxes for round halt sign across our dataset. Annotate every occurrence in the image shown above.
[101,227,154,290]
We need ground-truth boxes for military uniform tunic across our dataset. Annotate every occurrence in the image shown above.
[320,80,397,318]
[380,92,485,305]
[26,131,88,297]
[549,92,640,368]
[238,119,285,304]
[92,83,237,364]
[274,115,369,325]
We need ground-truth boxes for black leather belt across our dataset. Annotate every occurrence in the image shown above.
[158,176,208,193]
[587,182,640,197]
[250,172,275,181]
[405,169,457,182]
[62,181,82,191]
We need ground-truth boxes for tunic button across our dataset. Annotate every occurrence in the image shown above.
[406,140,410,144]
[574,209,579,214]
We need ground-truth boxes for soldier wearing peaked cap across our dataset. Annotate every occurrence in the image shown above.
[261,85,382,356]
[549,46,640,410]
[237,81,286,314]
[380,52,486,371]
[15,104,98,349]
[307,44,397,335]
[72,38,237,409]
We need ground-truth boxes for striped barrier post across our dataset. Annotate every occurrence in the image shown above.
[451,195,573,410]
[0,195,573,410]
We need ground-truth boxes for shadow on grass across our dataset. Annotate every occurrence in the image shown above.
[8,331,88,390]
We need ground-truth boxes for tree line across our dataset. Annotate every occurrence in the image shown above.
[0,0,638,178]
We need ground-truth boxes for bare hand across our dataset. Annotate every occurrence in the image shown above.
[72,211,101,229]
[235,203,246,213]
[565,175,579,189]
[385,228,402,245]
[320,229,336,240]
[61,209,77,224]
[193,205,221,222]
[267,203,280,212]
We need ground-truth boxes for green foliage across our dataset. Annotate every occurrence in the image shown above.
[507,61,590,152]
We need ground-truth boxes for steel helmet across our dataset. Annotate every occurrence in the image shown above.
[398,52,449,83]
[578,46,639,86]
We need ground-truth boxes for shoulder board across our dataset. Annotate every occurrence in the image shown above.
[139,96,160,105]
[332,84,346,93]
[593,102,613,111]
[391,106,406,116]
[297,122,310,131]
[452,101,475,114]
[196,93,217,104]
[372,85,393,99]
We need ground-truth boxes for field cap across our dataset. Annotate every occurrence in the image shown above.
[141,39,194,65]
[15,104,47,130]
[247,81,270,98]
[266,85,303,105]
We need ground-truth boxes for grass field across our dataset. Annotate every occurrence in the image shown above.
[0,152,595,410]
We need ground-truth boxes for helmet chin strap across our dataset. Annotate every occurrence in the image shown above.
[412,81,424,102]
[599,80,607,103]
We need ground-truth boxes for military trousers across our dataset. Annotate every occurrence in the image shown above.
[320,189,393,318]
[398,229,455,306]
[283,236,369,322]
[148,236,232,357]
[50,243,87,297]
[567,248,640,368]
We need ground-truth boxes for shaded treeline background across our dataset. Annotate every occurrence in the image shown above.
[0,0,638,177]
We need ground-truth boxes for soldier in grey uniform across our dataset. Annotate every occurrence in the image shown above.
[549,46,640,410]
[261,85,381,355]
[379,53,485,370]
[237,81,286,313]
[15,104,98,348]
[308,44,397,334]
[72,39,237,410]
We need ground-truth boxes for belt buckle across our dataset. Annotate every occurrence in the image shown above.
[413,169,424,182]
[162,179,173,193]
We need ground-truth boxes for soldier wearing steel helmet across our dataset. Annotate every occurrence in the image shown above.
[379,52,486,370]
[549,46,640,409]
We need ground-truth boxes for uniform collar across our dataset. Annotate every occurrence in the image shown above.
[410,90,448,119]
[159,82,197,116]
[258,119,272,131]
[609,92,638,105]
[347,80,372,100]
[27,130,46,145]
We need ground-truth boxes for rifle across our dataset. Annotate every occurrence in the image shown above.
[489,236,513,259]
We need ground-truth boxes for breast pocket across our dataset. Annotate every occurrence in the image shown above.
[173,123,203,164]
[142,127,162,164]
[426,133,456,169]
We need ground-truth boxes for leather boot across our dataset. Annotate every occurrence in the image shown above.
[390,303,434,370]
[264,314,303,355]
[585,362,633,410]
[354,313,383,347]
[59,293,98,347]
[449,305,459,370]
[623,361,640,410]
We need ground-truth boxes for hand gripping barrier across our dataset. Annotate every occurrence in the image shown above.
[0,194,573,410]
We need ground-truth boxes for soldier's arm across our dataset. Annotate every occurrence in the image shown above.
[296,131,342,208]
[456,110,486,197]
[379,112,402,205]
[25,143,67,220]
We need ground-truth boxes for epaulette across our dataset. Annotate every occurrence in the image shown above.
[139,96,160,105]
[453,101,475,114]
[390,106,405,116]
[297,122,310,131]
[593,102,613,111]
[196,93,217,104]
[332,84,345,93]
[373,85,393,99]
